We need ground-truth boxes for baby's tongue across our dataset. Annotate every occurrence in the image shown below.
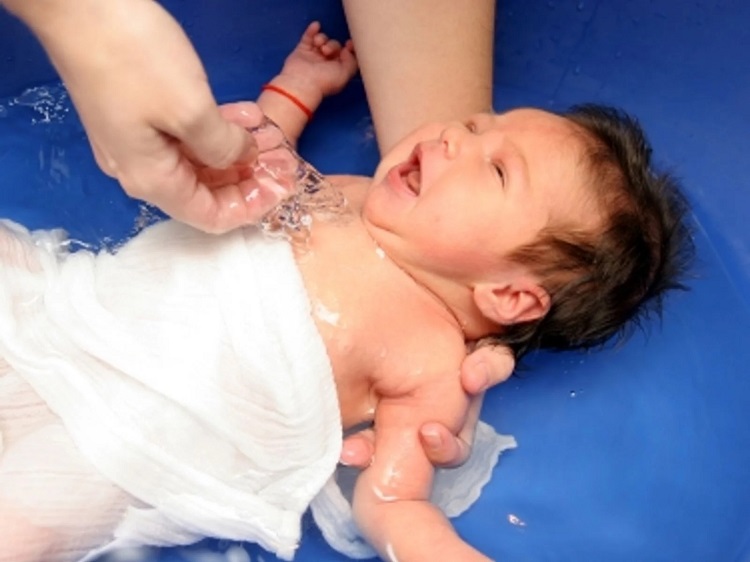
[406,169,421,193]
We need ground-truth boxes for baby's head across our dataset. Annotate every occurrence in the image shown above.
[364,105,693,357]
[488,104,694,356]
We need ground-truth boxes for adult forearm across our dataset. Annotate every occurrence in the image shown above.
[1,0,51,22]
[2,0,100,41]
[2,0,267,234]
[342,0,495,154]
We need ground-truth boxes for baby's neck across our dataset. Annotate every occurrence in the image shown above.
[329,177,498,342]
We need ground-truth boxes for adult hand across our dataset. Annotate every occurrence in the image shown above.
[340,345,515,467]
[196,102,302,216]
[8,0,260,233]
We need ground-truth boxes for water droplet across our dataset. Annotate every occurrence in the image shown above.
[314,301,341,327]
[132,203,164,234]
[12,84,71,124]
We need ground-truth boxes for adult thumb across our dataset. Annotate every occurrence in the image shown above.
[179,107,258,170]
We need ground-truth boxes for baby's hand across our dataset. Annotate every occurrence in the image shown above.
[279,21,358,99]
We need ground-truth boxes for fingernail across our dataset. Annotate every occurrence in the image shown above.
[339,447,357,466]
[476,362,490,392]
[422,428,443,450]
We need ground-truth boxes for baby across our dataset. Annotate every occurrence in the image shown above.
[0,22,692,562]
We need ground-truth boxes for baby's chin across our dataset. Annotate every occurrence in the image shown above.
[371,159,391,185]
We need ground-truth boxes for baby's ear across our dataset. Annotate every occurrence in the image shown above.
[473,279,551,326]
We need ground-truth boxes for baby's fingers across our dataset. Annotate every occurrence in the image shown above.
[300,21,322,47]
[317,36,342,57]
[339,40,358,75]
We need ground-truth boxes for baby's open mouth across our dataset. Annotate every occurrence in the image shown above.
[401,150,422,195]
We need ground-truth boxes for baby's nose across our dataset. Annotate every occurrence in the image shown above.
[439,123,468,159]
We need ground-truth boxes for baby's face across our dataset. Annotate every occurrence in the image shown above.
[362,108,602,284]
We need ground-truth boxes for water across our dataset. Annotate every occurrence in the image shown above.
[0,83,136,247]
[5,84,72,124]
[249,116,351,240]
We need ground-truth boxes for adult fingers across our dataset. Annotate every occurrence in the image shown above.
[419,394,484,468]
[460,344,515,396]
[339,428,376,467]
[218,101,265,129]
[220,101,286,153]
[175,102,258,171]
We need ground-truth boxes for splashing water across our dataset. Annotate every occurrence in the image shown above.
[248,117,351,240]
[7,84,71,124]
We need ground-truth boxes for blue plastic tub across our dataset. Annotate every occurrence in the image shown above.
[1,1,748,560]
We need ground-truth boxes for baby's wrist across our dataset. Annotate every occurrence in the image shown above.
[264,75,323,118]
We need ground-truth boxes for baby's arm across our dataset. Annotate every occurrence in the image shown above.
[258,22,357,146]
[353,377,492,561]
[192,23,355,210]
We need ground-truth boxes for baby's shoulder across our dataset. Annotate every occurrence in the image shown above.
[371,322,467,399]
[371,328,471,435]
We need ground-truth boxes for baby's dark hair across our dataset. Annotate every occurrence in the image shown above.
[492,104,694,358]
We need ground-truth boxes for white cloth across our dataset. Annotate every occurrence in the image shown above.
[0,219,515,561]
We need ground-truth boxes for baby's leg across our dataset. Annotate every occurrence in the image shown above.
[0,364,135,562]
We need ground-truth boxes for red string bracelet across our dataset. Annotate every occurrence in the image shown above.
[261,83,313,120]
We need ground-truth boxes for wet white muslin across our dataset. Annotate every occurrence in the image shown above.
[0,219,515,561]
